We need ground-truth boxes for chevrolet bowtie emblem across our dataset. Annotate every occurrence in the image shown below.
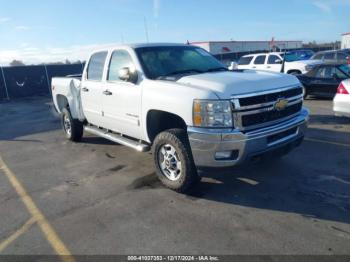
[274,98,288,111]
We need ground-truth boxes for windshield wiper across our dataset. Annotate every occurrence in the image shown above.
[204,67,229,73]
[163,69,204,77]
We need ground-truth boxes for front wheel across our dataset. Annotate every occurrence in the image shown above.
[61,108,83,142]
[153,129,199,193]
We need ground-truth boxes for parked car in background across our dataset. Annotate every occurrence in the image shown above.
[237,52,322,75]
[334,79,350,117]
[311,49,350,65]
[297,64,350,99]
[288,49,315,60]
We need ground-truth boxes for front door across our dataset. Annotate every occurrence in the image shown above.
[81,51,108,126]
[266,54,283,72]
[102,49,142,140]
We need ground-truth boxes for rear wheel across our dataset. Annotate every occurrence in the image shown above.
[61,108,83,142]
[153,129,199,193]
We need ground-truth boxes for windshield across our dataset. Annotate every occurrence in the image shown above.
[280,52,300,62]
[135,46,226,79]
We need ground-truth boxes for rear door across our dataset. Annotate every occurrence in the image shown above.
[323,52,336,64]
[266,54,283,72]
[102,49,142,139]
[312,65,339,95]
[81,51,108,126]
[252,55,267,70]
[336,52,349,64]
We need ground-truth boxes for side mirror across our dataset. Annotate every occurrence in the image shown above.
[118,67,138,84]
[228,61,238,70]
[275,59,282,64]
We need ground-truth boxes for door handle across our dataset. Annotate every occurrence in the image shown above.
[267,66,271,69]
[82,87,89,92]
[252,66,257,69]
[103,90,113,96]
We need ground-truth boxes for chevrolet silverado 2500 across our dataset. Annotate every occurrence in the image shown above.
[52,43,309,192]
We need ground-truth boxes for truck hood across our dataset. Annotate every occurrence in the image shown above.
[288,59,322,66]
[177,70,300,99]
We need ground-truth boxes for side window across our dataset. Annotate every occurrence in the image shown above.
[316,66,334,78]
[87,52,108,81]
[324,52,335,60]
[254,55,266,65]
[315,67,326,78]
[337,52,348,60]
[107,50,136,81]
[313,54,323,60]
[324,67,335,78]
[267,55,281,64]
[238,56,253,65]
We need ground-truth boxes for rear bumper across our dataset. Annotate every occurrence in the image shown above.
[188,108,309,167]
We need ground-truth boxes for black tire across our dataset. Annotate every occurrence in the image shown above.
[303,86,308,100]
[152,129,199,193]
[61,108,83,142]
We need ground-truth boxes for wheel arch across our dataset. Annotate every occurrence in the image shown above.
[287,70,302,75]
[146,110,187,143]
[56,94,69,112]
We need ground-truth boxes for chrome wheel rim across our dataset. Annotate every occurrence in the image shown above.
[63,114,72,136]
[158,144,182,181]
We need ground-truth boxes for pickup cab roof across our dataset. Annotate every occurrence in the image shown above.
[90,43,190,53]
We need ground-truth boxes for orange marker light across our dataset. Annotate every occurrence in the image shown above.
[194,115,202,126]
[193,101,202,113]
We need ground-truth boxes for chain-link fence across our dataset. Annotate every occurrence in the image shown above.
[0,64,84,100]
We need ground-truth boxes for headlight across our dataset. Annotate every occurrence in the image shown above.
[193,100,233,128]
[305,65,314,71]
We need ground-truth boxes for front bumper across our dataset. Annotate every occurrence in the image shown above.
[188,108,309,167]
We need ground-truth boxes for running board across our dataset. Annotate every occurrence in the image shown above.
[84,125,150,152]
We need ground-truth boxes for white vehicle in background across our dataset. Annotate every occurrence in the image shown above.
[51,43,309,192]
[334,79,350,117]
[237,52,323,75]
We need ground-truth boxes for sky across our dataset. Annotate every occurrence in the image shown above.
[0,0,349,65]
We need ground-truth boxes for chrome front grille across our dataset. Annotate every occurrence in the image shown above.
[231,86,303,131]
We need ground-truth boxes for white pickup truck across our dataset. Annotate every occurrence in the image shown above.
[52,43,309,192]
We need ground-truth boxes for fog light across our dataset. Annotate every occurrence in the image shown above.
[215,150,239,161]
[215,151,233,160]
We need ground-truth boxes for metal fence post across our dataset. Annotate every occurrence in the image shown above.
[44,65,51,94]
[0,66,10,100]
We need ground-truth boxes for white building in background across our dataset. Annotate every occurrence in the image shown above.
[190,40,303,55]
[341,33,350,49]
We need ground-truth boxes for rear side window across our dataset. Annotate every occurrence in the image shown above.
[324,52,335,60]
[87,51,108,81]
[254,55,266,65]
[313,53,323,60]
[238,56,253,65]
[337,52,349,60]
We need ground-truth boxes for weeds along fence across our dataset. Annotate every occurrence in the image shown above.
[0,64,84,100]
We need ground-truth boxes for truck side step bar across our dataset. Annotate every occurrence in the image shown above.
[84,125,150,152]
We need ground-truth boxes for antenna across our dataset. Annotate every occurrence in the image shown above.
[144,17,149,43]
